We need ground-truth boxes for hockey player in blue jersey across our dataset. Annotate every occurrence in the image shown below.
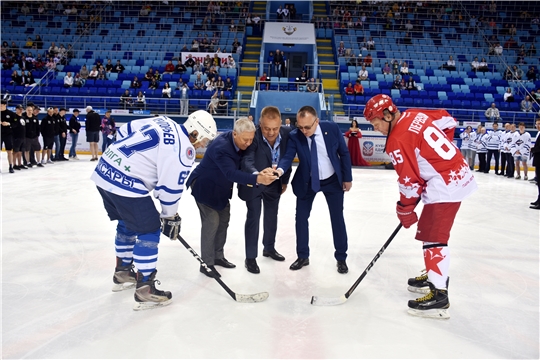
[91,111,217,310]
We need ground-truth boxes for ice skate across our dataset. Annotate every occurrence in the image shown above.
[133,270,172,311]
[407,283,450,319]
[407,271,430,294]
[112,257,136,292]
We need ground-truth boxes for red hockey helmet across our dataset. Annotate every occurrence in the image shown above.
[363,94,398,122]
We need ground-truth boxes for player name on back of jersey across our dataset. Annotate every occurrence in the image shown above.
[153,117,176,145]
[408,113,429,134]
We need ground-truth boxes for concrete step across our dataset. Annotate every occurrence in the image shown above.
[322,79,339,91]
[238,76,256,87]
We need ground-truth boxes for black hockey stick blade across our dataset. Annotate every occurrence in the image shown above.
[177,235,269,303]
[311,223,403,306]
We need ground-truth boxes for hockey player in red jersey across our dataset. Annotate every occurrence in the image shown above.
[363,94,477,319]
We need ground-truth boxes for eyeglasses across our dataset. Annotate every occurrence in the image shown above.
[296,118,318,131]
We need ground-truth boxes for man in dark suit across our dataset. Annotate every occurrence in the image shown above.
[238,106,292,274]
[186,117,278,278]
[530,118,540,210]
[277,105,353,274]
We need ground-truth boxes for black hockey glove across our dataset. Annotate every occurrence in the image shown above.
[161,214,181,240]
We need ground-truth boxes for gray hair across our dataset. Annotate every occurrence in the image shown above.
[234,117,256,134]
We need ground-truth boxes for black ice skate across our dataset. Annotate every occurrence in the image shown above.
[407,270,449,294]
[133,270,172,311]
[112,257,137,292]
[407,283,450,319]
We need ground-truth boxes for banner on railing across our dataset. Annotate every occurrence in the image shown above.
[133,110,152,115]
[111,109,130,115]
[181,52,233,67]
[263,22,315,44]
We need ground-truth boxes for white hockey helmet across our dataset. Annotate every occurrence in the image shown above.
[184,110,217,142]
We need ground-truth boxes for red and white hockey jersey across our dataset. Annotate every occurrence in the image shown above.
[386,109,478,206]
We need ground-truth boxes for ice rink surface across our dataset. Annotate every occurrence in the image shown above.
[1,154,539,359]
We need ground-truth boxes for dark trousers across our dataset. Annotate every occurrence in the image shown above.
[505,152,515,176]
[500,151,508,174]
[56,135,67,159]
[486,149,499,173]
[535,166,540,202]
[244,182,281,259]
[196,201,230,265]
[477,152,487,173]
[295,173,348,261]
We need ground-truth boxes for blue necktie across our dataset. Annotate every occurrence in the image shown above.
[310,134,320,192]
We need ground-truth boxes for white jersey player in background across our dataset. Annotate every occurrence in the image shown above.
[90,111,217,310]
[511,122,532,180]
[363,94,477,319]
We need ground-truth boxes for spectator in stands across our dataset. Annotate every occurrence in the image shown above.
[97,65,106,80]
[111,60,123,73]
[406,76,417,90]
[366,37,375,50]
[130,76,141,89]
[175,60,186,74]
[162,83,172,98]
[504,37,517,50]
[10,70,22,86]
[164,60,175,74]
[73,73,84,87]
[136,91,145,109]
[526,66,537,81]
[218,91,228,115]
[205,78,216,92]
[226,55,236,69]
[48,42,58,57]
[274,50,284,77]
[503,66,513,80]
[184,54,195,68]
[24,37,33,49]
[353,80,364,97]
[404,20,413,31]
[64,72,74,88]
[46,57,56,71]
[441,55,456,71]
[194,74,204,90]
[484,103,501,122]
[478,57,488,72]
[521,96,533,112]
[295,70,308,91]
[259,72,269,90]
[180,83,189,115]
[64,5,77,15]
[363,54,373,67]
[10,42,19,57]
[383,62,392,75]
[144,67,154,81]
[139,4,151,16]
[207,66,218,81]
[471,56,480,72]
[21,3,30,14]
[120,90,133,108]
[512,65,523,81]
[403,32,412,45]
[149,76,159,90]
[358,65,369,81]
[229,20,237,32]
[494,43,503,55]
[504,88,514,102]
[212,54,220,67]
[276,6,283,21]
[224,77,233,92]
[508,24,517,36]
[154,70,161,82]
[392,75,401,89]
[37,4,46,15]
[105,59,113,73]
[208,91,219,114]
[338,41,346,57]
[215,76,225,91]
[527,44,536,56]
[307,78,318,93]
[22,71,35,87]
[192,61,203,76]
[88,65,98,80]
[400,61,410,76]
[345,82,354,95]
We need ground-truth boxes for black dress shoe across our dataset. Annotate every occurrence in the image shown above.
[262,249,285,261]
[530,204,540,210]
[245,259,260,274]
[290,258,309,270]
[530,201,539,206]
[200,265,221,278]
[337,260,348,274]
[214,258,236,268]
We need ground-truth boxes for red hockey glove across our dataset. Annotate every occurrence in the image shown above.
[396,202,418,229]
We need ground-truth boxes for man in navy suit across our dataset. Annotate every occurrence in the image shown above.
[186,117,278,278]
[238,106,292,274]
[277,106,353,274]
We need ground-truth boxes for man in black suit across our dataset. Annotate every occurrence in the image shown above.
[238,106,292,274]
[530,118,540,209]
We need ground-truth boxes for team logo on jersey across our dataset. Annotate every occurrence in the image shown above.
[363,141,374,156]
[186,147,195,160]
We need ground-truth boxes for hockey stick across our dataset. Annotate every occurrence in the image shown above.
[177,235,269,303]
[311,223,403,306]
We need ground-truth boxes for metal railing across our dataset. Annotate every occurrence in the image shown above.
[254,80,324,93]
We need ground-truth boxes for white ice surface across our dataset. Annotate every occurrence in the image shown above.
[1,154,539,359]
